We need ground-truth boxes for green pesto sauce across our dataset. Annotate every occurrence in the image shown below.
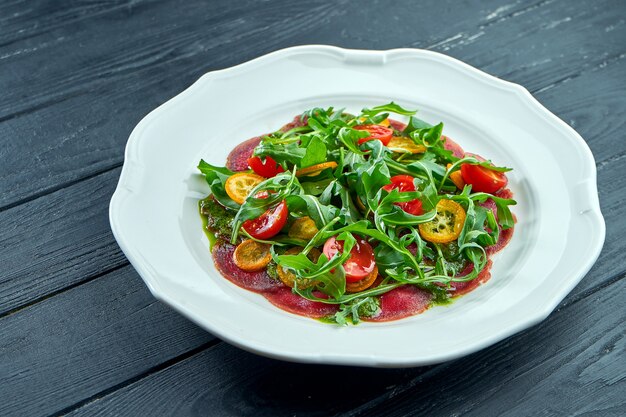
[265,260,280,281]
[318,315,343,325]
[199,195,235,249]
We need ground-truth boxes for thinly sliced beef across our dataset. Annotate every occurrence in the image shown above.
[449,260,493,296]
[388,119,407,131]
[226,136,262,172]
[366,286,432,322]
[212,242,283,292]
[279,114,308,132]
[265,287,338,318]
[442,135,464,158]
[213,240,336,319]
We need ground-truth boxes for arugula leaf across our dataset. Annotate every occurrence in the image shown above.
[197,160,239,210]
[334,296,381,325]
[470,192,517,230]
[337,127,368,154]
[360,102,417,118]
[300,136,327,167]
[300,177,334,196]
[285,194,339,228]
[254,141,306,165]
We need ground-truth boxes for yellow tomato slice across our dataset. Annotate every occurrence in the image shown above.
[225,172,264,204]
[418,199,466,244]
[233,239,272,271]
[288,216,319,240]
[277,247,321,289]
[296,161,338,177]
[387,136,427,154]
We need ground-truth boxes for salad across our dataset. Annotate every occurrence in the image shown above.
[197,103,516,324]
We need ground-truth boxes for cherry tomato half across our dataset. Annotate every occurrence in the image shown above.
[460,154,508,194]
[381,175,424,216]
[247,155,285,178]
[242,200,288,240]
[353,125,394,146]
[323,236,376,282]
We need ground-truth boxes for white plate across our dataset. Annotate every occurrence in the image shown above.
[109,46,605,367]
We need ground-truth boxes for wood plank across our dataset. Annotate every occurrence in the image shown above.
[0,0,157,47]
[0,168,127,316]
[534,57,626,168]
[62,276,626,417]
[0,265,215,417]
[0,0,623,209]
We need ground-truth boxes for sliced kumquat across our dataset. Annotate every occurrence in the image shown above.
[225,172,264,204]
[296,161,338,177]
[387,136,426,154]
[288,216,319,240]
[277,247,321,289]
[418,199,466,244]
[233,239,272,272]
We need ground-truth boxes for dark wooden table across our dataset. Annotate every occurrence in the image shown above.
[1,1,624,416]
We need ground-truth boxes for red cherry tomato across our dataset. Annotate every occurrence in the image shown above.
[247,155,285,178]
[460,154,508,194]
[353,125,394,146]
[242,200,288,239]
[382,174,416,193]
[381,175,424,216]
[323,236,376,283]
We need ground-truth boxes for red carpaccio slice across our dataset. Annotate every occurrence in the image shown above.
[366,285,432,322]
[212,241,337,318]
[212,242,283,292]
[265,287,338,318]
[226,136,262,172]
[279,114,308,132]
[449,260,493,296]
[442,135,465,158]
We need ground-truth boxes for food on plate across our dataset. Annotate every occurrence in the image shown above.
[197,103,516,324]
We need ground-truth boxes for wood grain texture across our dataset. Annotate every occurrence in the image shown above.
[63,278,626,417]
[0,0,624,416]
[0,0,623,209]
[0,0,157,47]
[0,265,215,417]
[0,168,126,316]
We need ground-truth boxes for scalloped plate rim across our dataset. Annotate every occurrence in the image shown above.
[109,45,605,367]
